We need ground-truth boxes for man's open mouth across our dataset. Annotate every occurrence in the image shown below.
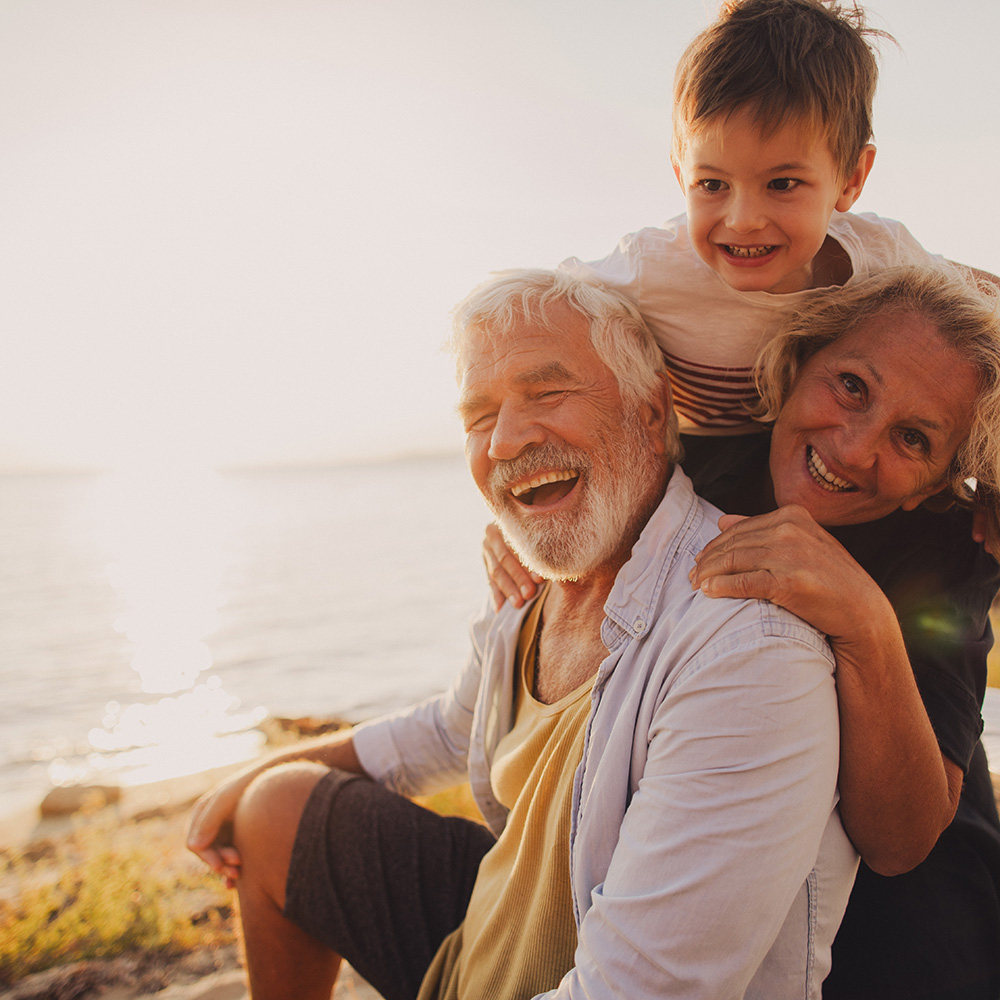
[807,446,856,493]
[510,469,579,506]
[722,244,776,258]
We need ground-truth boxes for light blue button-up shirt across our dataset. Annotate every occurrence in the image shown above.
[354,468,858,999]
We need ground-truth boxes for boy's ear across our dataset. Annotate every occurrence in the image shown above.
[671,157,684,191]
[834,144,877,212]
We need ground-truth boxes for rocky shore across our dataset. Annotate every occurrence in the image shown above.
[0,717,383,1000]
[4,712,999,1000]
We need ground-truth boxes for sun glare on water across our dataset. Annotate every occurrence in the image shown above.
[49,462,267,789]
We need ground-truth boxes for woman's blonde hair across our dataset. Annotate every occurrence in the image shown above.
[755,266,1000,525]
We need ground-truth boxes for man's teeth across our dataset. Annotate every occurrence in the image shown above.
[725,245,775,258]
[807,447,854,492]
[511,469,577,498]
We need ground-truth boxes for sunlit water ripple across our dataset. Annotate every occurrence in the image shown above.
[0,455,490,817]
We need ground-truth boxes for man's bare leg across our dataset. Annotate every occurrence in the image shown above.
[233,761,342,1000]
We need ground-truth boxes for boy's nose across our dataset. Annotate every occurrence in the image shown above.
[725,192,766,234]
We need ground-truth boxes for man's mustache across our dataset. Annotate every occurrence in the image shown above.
[486,444,591,497]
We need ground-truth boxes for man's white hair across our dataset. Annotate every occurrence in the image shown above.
[449,268,680,459]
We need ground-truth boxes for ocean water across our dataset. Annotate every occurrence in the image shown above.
[3,455,999,823]
[0,454,492,818]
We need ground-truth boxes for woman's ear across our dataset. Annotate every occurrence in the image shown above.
[900,481,949,512]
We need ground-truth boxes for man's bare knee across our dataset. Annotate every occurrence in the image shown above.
[234,761,328,909]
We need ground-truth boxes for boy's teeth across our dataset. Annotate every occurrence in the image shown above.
[725,245,775,258]
[511,469,577,497]
[807,447,854,492]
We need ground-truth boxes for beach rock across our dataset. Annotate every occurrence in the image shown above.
[39,784,121,817]
[259,715,350,744]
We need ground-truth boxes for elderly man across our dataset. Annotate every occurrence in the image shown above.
[188,269,856,1000]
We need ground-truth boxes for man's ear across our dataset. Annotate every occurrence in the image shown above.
[835,144,877,212]
[642,373,675,456]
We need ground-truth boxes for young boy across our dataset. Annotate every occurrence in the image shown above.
[562,0,943,433]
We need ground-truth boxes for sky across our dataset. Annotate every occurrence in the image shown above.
[2,0,998,472]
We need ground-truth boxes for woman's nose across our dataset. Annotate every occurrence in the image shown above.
[835,422,880,471]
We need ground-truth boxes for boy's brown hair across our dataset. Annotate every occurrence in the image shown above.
[672,0,891,178]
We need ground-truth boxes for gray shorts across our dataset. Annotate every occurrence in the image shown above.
[283,768,496,1000]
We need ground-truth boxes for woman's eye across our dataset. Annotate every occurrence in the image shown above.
[697,179,726,193]
[769,177,800,192]
[900,429,929,451]
[839,373,864,397]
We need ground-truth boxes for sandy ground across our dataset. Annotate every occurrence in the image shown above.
[0,762,385,1000]
[4,699,999,1000]
[148,963,381,1000]
[1,950,382,1000]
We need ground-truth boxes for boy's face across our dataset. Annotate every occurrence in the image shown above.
[672,110,873,295]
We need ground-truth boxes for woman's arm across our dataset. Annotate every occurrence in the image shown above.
[690,505,962,875]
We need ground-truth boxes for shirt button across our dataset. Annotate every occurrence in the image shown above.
[634,619,646,632]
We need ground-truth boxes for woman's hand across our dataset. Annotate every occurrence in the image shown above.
[690,505,892,644]
[691,504,960,874]
[483,522,543,611]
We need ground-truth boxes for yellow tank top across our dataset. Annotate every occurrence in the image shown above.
[418,589,594,999]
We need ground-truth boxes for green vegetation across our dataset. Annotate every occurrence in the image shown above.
[0,780,481,989]
[0,812,233,987]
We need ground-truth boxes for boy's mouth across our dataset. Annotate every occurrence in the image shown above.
[722,244,776,258]
[806,446,856,493]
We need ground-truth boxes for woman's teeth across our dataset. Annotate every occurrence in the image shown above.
[511,469,577,498]
[807,447,855,492]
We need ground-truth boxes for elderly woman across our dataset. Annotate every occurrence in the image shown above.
[485,266,1000,1000]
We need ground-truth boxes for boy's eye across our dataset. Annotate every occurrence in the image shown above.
[697,179,726,193]
[768,177,800,192]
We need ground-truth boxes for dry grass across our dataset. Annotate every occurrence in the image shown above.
[0,779,481,992]
[0,809,234,990]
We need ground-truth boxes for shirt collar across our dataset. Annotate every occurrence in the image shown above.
[602,467,704,641]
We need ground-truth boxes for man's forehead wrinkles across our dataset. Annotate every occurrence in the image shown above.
[515,361,576,385]
[459,356,579,402]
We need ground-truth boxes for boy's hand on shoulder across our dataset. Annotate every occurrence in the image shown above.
[483,522,543,611]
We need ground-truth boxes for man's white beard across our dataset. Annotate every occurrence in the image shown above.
[484,413,660,581]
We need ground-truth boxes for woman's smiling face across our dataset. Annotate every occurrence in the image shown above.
[768,309,980,526]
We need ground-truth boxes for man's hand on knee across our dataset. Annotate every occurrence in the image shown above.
[187,775,250,886]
